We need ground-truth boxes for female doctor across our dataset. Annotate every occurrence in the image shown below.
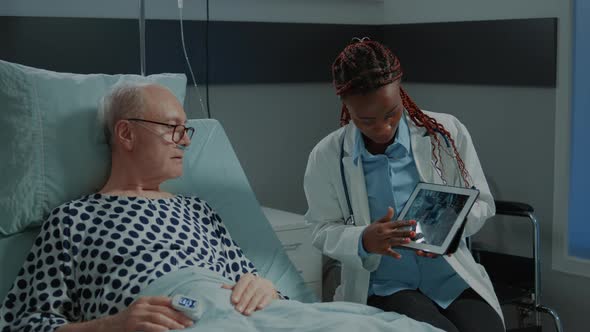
[303,39,504,332]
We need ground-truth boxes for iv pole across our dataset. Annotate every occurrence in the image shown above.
[139,0,146,76]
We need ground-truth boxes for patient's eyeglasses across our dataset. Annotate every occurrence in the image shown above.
[127,118,195,143]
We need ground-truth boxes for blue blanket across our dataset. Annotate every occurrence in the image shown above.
[139,267,443,332]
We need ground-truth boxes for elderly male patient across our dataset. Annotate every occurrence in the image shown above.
[0,83,280,332]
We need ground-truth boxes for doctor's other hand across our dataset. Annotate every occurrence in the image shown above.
[222,273,279,316]
[416,250,452,259]
[416,250,438,258]
[362,207,416,259]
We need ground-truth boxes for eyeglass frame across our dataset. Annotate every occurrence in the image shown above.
[126,118,195,144]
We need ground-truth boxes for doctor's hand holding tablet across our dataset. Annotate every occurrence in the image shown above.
[361,207,414,259]
[363,182,479,260]
[361,207,442,259]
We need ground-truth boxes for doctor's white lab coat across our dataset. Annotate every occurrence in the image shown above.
[303,111,504,324]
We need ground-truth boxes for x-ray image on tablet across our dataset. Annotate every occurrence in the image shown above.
[398,183,479,255]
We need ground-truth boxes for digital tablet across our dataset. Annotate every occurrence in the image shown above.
[397,183,479,255]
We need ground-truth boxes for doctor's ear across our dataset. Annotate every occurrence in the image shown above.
[113,120,135,150]
[340,104,351,127]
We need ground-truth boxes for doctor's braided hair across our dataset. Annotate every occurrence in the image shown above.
[332,39,472,187]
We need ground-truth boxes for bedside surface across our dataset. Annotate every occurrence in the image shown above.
[261,206,322,299]
[261,206,308,231]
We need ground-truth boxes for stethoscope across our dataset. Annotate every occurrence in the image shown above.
[339,126,454,226]
[339,127,356,225]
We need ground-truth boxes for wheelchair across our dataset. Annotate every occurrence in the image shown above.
[469,200,563,332]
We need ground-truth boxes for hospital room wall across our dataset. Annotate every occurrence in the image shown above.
[185,1,382,222]
[382,1,585,332]
[204,82,341,212]
[0,0,382,23]
[0,0,381,220]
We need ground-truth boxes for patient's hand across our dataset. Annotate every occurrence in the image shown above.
[56,296,193,332]
[222,273,279,316]
[106,296,194,332]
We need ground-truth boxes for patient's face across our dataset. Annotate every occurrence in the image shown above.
[343,82,403,145]
[131,85,190,180]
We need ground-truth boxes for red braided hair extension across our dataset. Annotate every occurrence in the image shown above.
[332,39,472,187]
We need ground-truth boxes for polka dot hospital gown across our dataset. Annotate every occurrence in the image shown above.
[0,194,265,331]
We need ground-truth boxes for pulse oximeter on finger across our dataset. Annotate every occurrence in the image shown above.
[171,294,203,321]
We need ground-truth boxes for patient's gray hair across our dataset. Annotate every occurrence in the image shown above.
[99,82,152,146]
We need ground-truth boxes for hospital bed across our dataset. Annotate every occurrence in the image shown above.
[0,59,316,305]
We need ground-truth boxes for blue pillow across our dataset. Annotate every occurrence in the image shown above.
[0,59,187,235]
